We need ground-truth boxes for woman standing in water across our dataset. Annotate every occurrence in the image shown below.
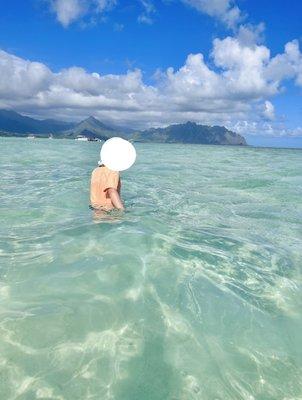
[90,163,124,211]
[89,137,136,212]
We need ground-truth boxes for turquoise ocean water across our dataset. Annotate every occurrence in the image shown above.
[0,138,302,399]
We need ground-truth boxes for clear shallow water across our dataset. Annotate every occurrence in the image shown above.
[0,138,302,400]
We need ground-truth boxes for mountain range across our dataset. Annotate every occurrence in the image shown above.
[0,109,246,145]
[0,109,75,135]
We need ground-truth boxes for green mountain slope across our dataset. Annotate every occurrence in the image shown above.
[63,116,120,140]
[132,121,246,145]
[0,109,75,136]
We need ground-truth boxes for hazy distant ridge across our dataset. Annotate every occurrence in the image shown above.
[0,110,75,135]
[132,122,246,145]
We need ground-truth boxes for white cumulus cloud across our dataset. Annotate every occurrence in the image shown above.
[137,0,156,25]
[262,101,275,120]
[0,50,52,99]
[49,0,117,27]
[180,0,243,28]
[0,33,301,135]
[51,0,87,27]
[48,0,243,28]
[95,0,117,13]
[266,40,302,87]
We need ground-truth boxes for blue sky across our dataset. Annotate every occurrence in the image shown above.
[0,0,301,147]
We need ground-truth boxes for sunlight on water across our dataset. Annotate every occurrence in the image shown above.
[0,138,302,399]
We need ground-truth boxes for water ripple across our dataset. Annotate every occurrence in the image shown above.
[0,139,301,399]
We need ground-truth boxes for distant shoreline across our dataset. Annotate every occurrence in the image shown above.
[1,135,302,150]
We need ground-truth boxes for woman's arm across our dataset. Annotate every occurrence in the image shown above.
[107,188,124,210]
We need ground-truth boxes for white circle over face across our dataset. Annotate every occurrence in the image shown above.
[100,137,136,171]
